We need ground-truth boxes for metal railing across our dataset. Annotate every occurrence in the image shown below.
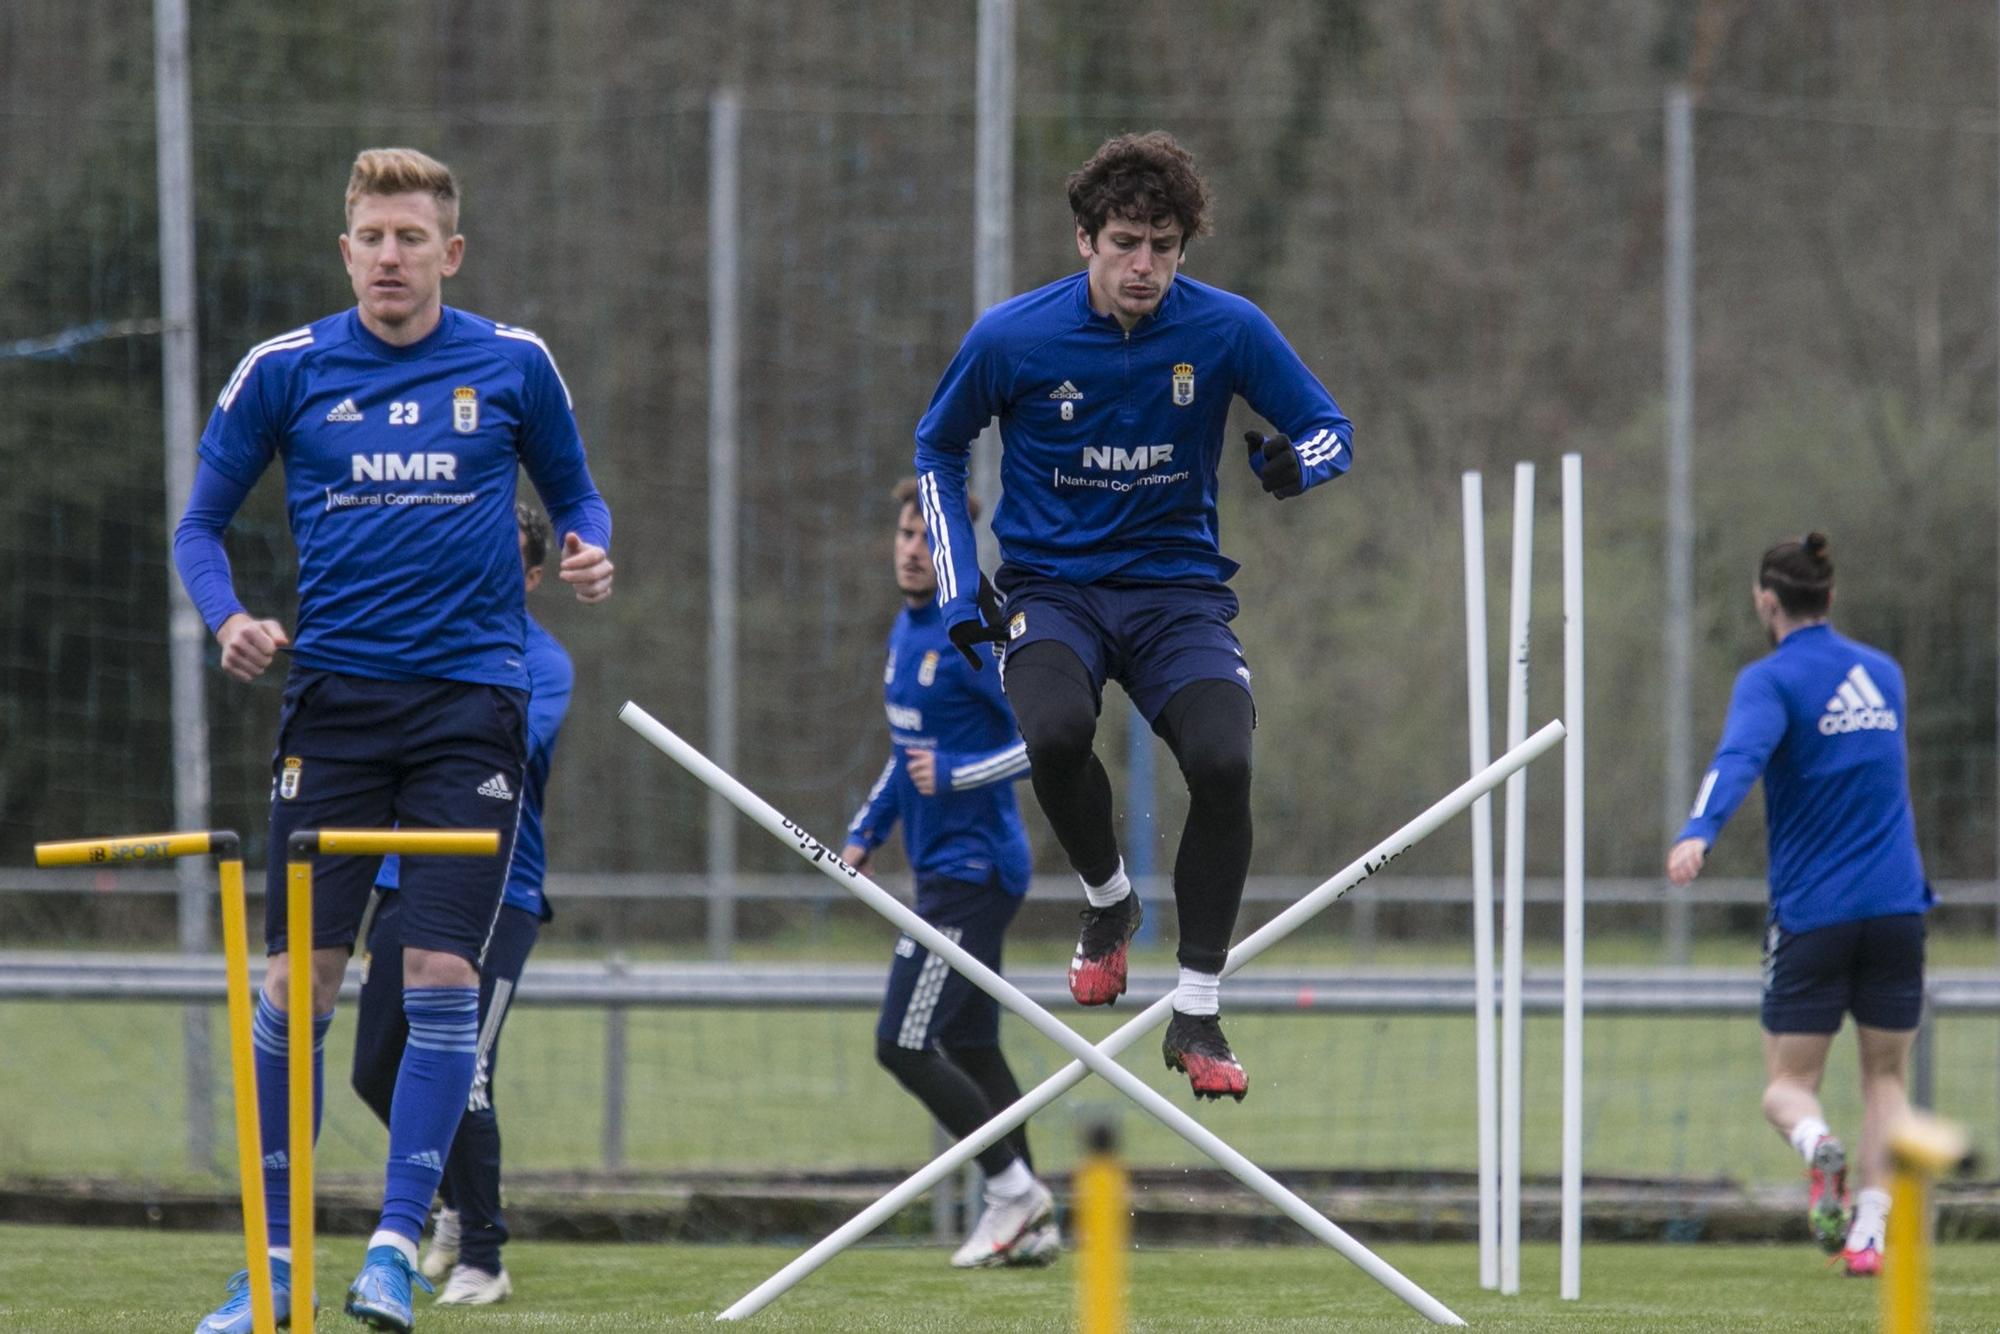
[5,951,1996,1173]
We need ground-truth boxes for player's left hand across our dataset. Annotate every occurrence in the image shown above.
[559,532,615,603]
[905,748,938,796]
[1665,837,1707,887]
[1245,431,1303,499]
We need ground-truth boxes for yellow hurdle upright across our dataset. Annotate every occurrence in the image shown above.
[282,827,499,1334]
[1880,1111,1969,1334]
[34,830,276,1334]
[1075,1120,1130,1334]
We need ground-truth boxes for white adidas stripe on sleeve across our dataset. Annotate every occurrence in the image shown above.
[496,324,575,409]
[218,328,313,410]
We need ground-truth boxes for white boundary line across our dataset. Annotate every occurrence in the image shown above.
[621,701,1563,1325]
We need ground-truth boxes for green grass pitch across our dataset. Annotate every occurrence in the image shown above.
[3,1225,2000,1331]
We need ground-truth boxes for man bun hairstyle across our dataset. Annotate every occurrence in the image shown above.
[892,476,980,523]
[346,147,460,235]
[1759,531,1834,617]
[516,502,553,569]
[1066,131,1212,247]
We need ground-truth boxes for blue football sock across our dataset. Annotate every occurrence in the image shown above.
[252,991,332,1249]
[379,986,479,1242]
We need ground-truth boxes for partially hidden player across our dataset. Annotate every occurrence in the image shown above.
[913,131,1353,1100]
[1667,533,1932,1277]
[841,480,1056,1270]
[174,148,613,1333]
[350,503,573,1308]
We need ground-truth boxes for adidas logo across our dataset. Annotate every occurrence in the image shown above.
[404,1148,444,1172]
[1048,380,1084,400]
[263,1150,288,1170]
[477,772,515,801]
[325,397,363,422]
[1819,664,1899,735]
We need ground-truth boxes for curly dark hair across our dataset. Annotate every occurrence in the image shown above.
[516,502,553,568]
[1066,131,1212,247]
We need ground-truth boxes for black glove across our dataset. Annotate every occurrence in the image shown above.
[1245,431,1303,499]
[946,573,1007,671]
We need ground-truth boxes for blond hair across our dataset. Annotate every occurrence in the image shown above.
[345,148,460,235]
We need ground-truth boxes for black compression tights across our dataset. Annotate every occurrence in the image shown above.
[875,1040,1033,1177]
[1006,643,1255,975]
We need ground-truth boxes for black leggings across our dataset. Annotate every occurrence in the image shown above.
[1006,642,1254,974]
[876,1040,1034,1177]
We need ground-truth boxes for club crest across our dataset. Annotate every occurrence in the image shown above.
[453,386,479,434]
[1171,362,1195,407]
[279,757,303,800]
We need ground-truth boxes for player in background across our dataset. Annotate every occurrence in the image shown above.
[1667,533,1932,1278]
[840,480,1056,1269]
[350,503,573,1308]
[174,148,613,1333]
[913,131,1353,1101]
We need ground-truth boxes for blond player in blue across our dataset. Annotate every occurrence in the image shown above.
[174,148,613,1334]
[1668,533,1931,1278]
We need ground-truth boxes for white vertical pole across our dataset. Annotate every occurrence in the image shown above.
[1663,85,1696,965]
[154,0,214,1174]
[706,91,741,961]
[971,0,1013,569]
[1500,461,1534,1295]
[1560,453,1585,1300]
[1460,471,1499,1291]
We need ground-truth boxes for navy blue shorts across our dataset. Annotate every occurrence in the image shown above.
[876,874,1024,1051]
[995,568,1252,723]
[1761,912,1926,1034]
[264,668,526,963]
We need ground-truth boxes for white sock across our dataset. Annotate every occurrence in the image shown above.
[369,1230,420,1266]
[1788,1117,1831,1162]
[985,1158,1035,1200]
[1175,967,1221,1017]
[267,1246,292,1264]
[1083,860,1131,910]
[1848,1188,1891,1250]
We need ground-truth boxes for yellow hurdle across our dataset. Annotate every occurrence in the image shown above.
[34,830,276,1334]
[282,827,499,1334]
[1075,1121,1130,1334]
[1880,1111,1968,1334]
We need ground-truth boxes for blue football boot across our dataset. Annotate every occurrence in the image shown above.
[343,1244,433,1332]
[193,1256,293,1333]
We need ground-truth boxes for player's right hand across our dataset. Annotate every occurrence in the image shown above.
[946,573,1008,671]
[216,613,290,683]
[1665,837,1707,887]
[839,843,871,874]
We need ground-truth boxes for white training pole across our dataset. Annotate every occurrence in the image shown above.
[1560,452,1585,1299]
[1461,471,1500,1291]
[684,714,1565,1325]
[622,705,1563,1327]
[1500,460,1534,1295]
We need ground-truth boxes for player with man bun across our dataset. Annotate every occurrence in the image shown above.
[1668,533,1932,1277]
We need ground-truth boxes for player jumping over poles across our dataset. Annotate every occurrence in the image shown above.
[913,131,1353,1101]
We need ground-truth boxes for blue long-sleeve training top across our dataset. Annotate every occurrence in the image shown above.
[378,612,572,920]
[845,598,1032,895]
[172,306,610,690]
[1676,624,1931,932]
[914,271,1351,630]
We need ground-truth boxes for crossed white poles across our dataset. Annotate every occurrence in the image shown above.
[621,701,1566,1325]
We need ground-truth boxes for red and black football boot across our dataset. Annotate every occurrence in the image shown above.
[1068,893,1143,1006]
[1162,1009,1248,1102]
